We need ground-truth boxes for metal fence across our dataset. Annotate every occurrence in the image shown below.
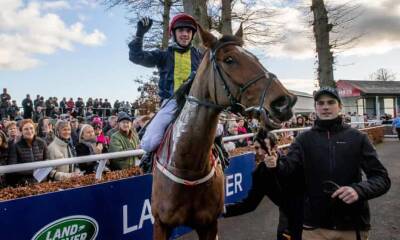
[0,122,394,175]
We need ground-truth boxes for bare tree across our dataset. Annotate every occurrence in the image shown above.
[102,0,180,49]
[310,0,362,88]
[311,0,335,88]
[369,68,396,81]
[206,1,284,45]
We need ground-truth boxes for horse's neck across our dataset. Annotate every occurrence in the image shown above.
[171,100,220,172]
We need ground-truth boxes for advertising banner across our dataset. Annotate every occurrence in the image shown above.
[0,153,255,239]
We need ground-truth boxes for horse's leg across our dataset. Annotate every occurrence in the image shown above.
[195,221,218,240]
[153,218,171,240]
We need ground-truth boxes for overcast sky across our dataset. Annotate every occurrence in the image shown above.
[1,0,400,103]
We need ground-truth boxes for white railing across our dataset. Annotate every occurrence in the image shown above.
[0,122,390,175]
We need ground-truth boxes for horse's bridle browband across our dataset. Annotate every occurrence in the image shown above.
[187,41,273,115]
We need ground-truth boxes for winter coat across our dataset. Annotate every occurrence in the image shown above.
[7,136,47,186]
[22,98,33,118]
[128,37,202,101]
[47,136,78,181]
[224,161,304,240]
[277,117,391,231]
[108,130,139,170]
[76,141,107,174]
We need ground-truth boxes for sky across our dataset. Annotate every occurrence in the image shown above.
[1,0,400,104]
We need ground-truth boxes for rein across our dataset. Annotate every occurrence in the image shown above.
[187,41,273,115]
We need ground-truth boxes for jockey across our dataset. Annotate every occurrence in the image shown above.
[128,13,203,172]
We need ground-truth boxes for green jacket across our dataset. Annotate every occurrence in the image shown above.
[109,130,139,170]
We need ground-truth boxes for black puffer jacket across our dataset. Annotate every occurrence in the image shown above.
[6,136,47,186]
[278,117,391,230]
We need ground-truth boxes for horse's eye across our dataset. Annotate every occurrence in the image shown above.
[224,57,234,64]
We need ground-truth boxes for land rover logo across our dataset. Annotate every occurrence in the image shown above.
[32,215,98,240]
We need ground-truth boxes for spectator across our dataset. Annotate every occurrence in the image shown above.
[295,115,305,128]
[22,94,34,119]
[47,120,80,181]
[60,97,67,114]
[0,130,8,188]
[103,99,112,117]
[86,97,94,111]
[0,88,11,120]
[93,98,99,115]
[392,113,400,140]
[113,100,121,114]
[45,97,54,117]
[66,98,75,113]
[237,118,249,147]
[8,100,19,120]
[304,116,312,127]
[69,118,79,146]
[5,121,20,144]
[92,117,110,147]
[33,95,40,111]
[7,119,48,186]
[104,115,118,137]
[224,120,239,151]
[37,117,55,145]
[109,112,139,170]
[76,124,106,174]
[75,97,85,117]
[34,96,45,121]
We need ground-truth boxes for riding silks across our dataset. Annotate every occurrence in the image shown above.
[174,50,191,92]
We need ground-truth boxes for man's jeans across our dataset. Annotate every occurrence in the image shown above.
[140,99,177,152]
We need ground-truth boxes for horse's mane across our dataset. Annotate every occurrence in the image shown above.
[172,34,243,121]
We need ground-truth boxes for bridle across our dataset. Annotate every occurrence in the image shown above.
[186,41,274,116]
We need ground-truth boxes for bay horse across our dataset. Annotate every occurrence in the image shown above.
[151,24,297,240]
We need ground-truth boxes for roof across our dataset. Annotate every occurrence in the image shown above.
[337,80,400,95]
[289,89,313,98]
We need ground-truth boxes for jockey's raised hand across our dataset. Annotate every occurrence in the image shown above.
[136,17,153,37]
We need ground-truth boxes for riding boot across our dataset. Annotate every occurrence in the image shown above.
[214,136,230,169]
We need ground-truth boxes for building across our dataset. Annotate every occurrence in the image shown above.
[290,90,314,114]
[337,80,400,118]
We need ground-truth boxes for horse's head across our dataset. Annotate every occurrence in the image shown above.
[197,24,297,129]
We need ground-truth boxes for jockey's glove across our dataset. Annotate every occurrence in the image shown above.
[136,17,153,37]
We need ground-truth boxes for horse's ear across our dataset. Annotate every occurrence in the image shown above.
[197,23,217,49]
[234,23,243,40]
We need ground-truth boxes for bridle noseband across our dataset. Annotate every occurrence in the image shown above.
[187,41,273,115]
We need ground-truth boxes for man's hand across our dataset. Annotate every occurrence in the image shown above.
[264,142,278,168]
[136,17,153,37]
[331,186,359,204]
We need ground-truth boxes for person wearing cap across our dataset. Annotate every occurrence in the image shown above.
[264,87,391,240]
[128,13,203,172]
[392,112,400,140]
[108,112,139,170]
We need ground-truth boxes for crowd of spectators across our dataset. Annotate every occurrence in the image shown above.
[0,89,155,188]
[0,88,392,189]
[0,88,136,123]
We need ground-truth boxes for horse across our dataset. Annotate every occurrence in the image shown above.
[151,23,297,240]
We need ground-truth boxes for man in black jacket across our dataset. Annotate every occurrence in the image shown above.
[22,94,33,119]
[266,87,390,240]
[224,130,303,240]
